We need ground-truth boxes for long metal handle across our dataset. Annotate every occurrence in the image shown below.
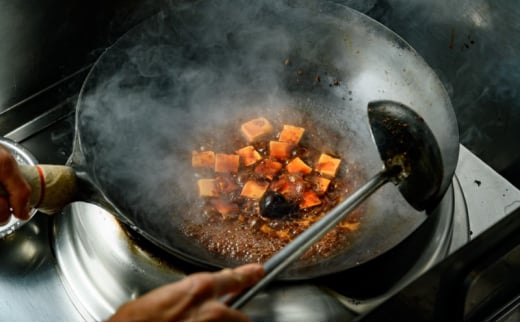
[229,170,392,309]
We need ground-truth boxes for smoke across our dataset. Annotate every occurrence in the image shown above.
[76,0,435,263]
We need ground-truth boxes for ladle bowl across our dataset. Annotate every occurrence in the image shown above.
[368,100,443,211]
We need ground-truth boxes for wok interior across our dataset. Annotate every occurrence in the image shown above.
[75,1,433,279]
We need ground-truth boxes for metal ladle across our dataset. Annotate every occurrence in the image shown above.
[228,100,444,309]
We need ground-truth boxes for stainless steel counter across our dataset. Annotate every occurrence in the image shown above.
[1,144,518,321]
[0,216,83,321]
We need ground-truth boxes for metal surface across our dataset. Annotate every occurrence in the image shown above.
[53,202,186,321]
[0,1,518,320]
[0,214,84,322]
[0,1,517,321]
[65,0,458,278]
[0,137,38,238]
[52,184,452,321]
[456,145,520,237]
[357,206,520,321]
[52,202,357,321]
[48,146,516,321]
[326,0,520,190]
[0,145,517,321]
[358,0,520,189]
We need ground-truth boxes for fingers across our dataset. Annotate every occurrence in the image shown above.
[108,264,265,322]
[0,197,10,226]
[212,264,265,296]
[177,264,264,321]
[186,263,265,300]
[5,176,31,220]
[0,145,31,221]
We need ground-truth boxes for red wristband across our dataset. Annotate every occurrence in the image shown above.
[34,165,45,209]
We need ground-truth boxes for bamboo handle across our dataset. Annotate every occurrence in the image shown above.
[15,165,77,215]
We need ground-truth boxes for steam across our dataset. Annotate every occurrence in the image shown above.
[78,0,431,261]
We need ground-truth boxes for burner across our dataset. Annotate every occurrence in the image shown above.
[51,171,468,321]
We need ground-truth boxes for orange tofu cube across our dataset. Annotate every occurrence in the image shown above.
[254,159,282,180]
[210,199,239,215]
[240,117,274,143]
[192,151,215,168]
[286,157,312,175]
[269,141,292,160]
[315,153,341,178]
[197,179,219,197]
[240,180,269,200]
[311,176,331,195]
[299,190,322,209]
[236,145,262,167]
[214,154,240,173]
[279,125,305,144]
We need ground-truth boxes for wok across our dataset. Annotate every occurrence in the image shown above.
[15,1,459,279]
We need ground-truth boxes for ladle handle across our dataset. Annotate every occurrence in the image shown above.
[0,165,77,215]
[229,170,392,309]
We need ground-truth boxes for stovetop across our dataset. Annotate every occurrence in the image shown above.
[1,87,519,320]
[1,0,520,320]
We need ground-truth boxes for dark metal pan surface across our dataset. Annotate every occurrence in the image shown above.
[68,0,459,279]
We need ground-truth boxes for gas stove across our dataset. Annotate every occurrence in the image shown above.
[0,80,518,321]
[1,0,520,319]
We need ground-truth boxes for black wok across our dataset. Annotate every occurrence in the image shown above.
[14,0,459,279]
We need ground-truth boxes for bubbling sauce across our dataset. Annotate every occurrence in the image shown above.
[182,112,365,266]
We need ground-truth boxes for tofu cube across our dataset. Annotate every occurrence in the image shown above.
[315,153,341,178]
[236,145,262,167]
[286,157,312,175]
[197,179,219,197]
[192,151,215,168]
[311,176,331,195]
[214,154,240,173]
[240,180,269,200]
[254,159,282,180]
[299,190,322,209]
[279,125,305,144]
[240,117,274,143]
[269,141,292,160]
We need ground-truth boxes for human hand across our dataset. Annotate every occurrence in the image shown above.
[0,145,31,225]
[108,263,265,322]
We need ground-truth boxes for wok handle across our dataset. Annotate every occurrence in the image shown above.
[228,170,392,309]
[0,165,77,215]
